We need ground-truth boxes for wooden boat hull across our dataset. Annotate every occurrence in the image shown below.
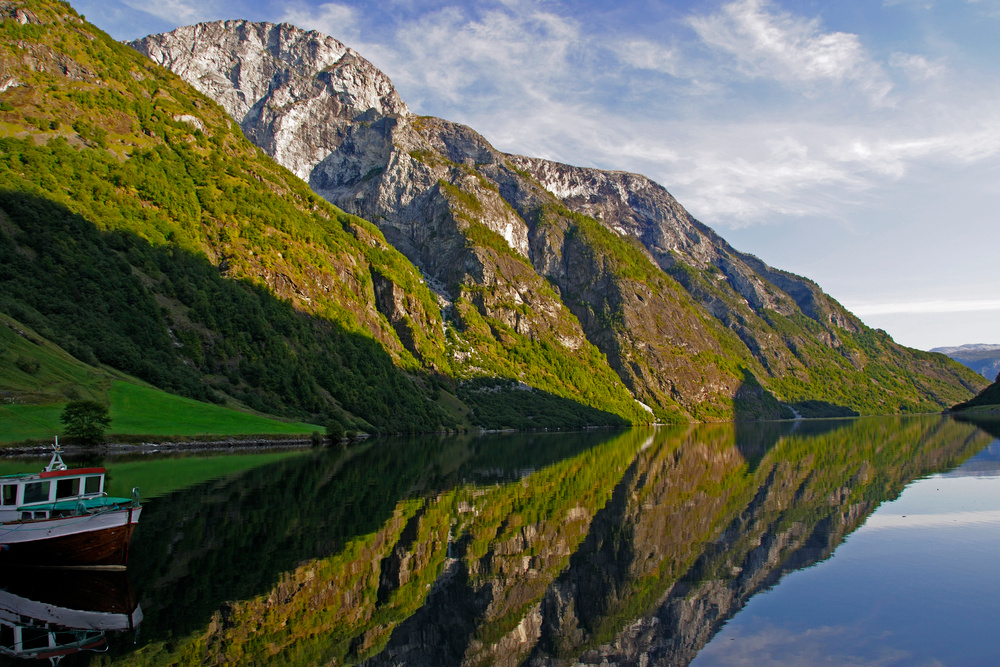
[0,507,141,568]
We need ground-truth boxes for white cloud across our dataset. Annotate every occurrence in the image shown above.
[279,2,359,44]
[382,3,580,108]
[615,38,681,77]
[849,299,1000,316]
[889,52,947,80]
[882,0,935,7]
[119,0,224,25]
[864,510,1000,529]
[687,0,892,102]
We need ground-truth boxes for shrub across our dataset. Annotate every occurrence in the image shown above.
[60,400,111,445]
[14,357,40,374]
[325,418,345,442]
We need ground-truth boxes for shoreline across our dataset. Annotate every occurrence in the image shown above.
[0,436,319,458]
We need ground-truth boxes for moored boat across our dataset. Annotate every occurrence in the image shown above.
[0,440,141,569]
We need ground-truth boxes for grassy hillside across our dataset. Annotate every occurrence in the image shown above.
[0,310,114,405]
[0,312,321,443]
[0,386,320,444]
[952,378,1000,412]
[0,0,646,432]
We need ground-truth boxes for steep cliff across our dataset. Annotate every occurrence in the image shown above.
[131,20,986,420]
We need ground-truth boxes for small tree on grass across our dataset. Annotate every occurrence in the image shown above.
[326,418,345,444]
[60,400,111,445]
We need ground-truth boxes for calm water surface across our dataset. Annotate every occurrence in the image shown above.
[0,415,997,666]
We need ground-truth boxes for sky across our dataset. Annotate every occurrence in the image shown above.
[73,0,1000,350]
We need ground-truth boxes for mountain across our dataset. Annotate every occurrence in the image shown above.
[0,1,983,433]
[130,19,985,421]
[0,0,449,433]
[952,376,1000,412]
[932,343,1000,380]
[0,0,644,433]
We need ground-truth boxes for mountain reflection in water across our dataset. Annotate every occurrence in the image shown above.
[85,416,990,665]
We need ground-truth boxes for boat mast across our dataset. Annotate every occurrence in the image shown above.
[44,436,68,472]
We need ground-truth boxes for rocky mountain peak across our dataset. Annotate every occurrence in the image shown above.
[128,19,986,420]
[130,20,408,181]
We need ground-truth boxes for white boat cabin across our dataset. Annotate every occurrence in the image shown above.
[0,447,107,523]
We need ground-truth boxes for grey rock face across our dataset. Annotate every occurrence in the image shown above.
[506,155,838,321]
[129,20,820,325]
[130,21,407,181]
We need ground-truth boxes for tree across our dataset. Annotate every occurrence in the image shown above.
[60,400,111,444]
[325,418,345,444]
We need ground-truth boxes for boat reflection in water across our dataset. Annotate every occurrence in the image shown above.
[0,570,142,663]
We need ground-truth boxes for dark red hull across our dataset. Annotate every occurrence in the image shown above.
[0,522,136,568]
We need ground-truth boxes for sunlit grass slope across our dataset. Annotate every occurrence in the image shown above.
[106,382,319,437]
[0,381,319,444]
[1,311,320,443]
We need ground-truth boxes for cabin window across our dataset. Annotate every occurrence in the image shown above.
[54,631,79,647]
[84,476,101,495]
[20,627,50,651]
[23,481,50,504]
[0,624,12,649]
[1,485,15,506]
[56,477,79,499]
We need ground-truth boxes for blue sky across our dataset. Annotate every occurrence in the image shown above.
[76,0,1000,350]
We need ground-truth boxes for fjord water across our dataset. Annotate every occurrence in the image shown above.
[1,416,996,666]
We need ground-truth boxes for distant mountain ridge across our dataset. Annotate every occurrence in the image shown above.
[129,19,985,419]
[932,343,1000,380]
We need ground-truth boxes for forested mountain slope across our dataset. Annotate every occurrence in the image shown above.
[0,0,654,432]
[131,19,986,420]
[953,376,1000,411]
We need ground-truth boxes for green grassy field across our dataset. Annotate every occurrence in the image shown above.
[0,381,321,444]
[0,404,66,443]
[106,382,320,437]
[0,312,113,404]
[1,312,322,444]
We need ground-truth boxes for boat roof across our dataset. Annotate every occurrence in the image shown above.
[0,467,106,481]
